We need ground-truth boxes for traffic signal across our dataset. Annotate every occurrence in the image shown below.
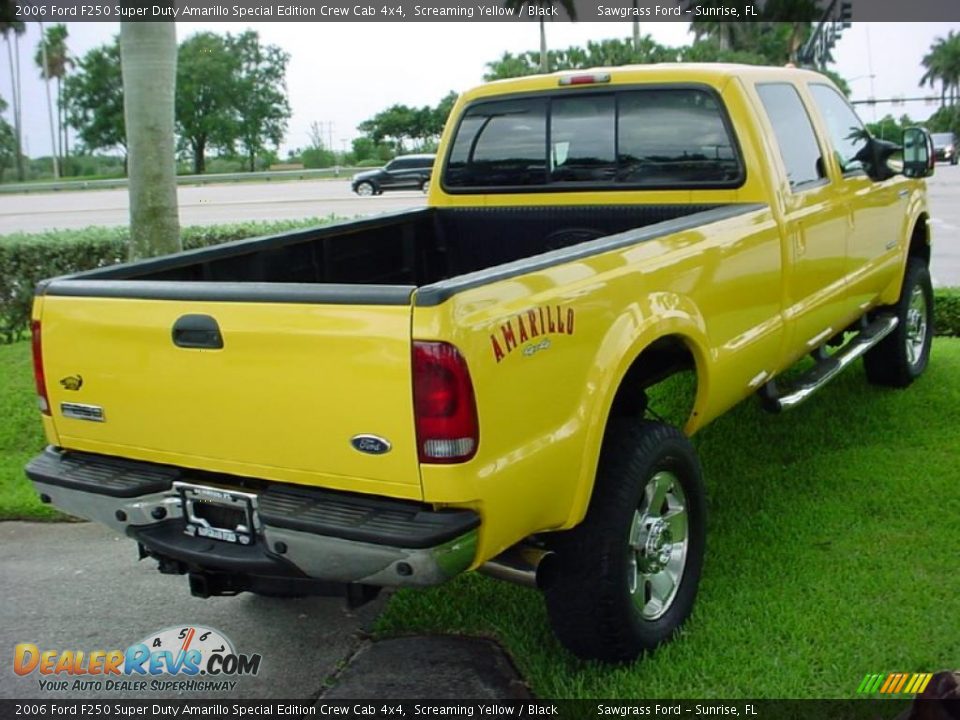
[838,1,852,27]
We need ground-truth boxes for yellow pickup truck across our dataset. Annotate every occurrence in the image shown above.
[26,65,935,662]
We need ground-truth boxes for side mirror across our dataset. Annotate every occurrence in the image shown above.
[902,127,935,178]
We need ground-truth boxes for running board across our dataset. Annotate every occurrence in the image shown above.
[759,315,899,413]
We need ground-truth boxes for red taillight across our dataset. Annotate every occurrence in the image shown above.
[31,320,50,416]
[412,341,479,464]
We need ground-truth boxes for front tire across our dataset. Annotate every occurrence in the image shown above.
[863,258,933,387]
[355,181,375,197]
[544,420,706,662]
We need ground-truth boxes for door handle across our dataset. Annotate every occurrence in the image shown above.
[172,314,224,349]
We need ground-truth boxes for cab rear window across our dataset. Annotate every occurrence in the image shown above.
[443,87,743,192]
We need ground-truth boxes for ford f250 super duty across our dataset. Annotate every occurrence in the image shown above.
[26,65,936,662]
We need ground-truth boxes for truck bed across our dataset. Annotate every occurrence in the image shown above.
[45,205,728,298]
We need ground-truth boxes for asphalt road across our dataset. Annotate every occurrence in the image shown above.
[0,167,957,284]
[0,522,385,700]
[923,164,960,287]
[0,179,428,234]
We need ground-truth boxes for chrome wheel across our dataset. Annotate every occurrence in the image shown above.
[355,182,374,197]
[905,286,928,368]
[627,470,689,620]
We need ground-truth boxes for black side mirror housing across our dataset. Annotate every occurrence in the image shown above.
[857,137,899,182]
[902,126,935,178]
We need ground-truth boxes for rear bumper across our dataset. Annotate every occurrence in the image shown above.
[26,447,478,588]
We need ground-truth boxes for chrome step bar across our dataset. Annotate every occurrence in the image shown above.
[759,315,899,413]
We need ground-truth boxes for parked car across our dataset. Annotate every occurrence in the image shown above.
[351,154,435,195]
[931,132,957,165]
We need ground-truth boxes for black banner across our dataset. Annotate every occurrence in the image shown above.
[0,699,932,720]
[8,0,960,23]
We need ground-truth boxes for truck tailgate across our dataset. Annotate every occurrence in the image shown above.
[37,294,422,500]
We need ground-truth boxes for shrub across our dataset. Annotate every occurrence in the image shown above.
[0,217,335,343]
[934,288,960,337]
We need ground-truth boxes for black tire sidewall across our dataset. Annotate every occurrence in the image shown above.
[606,430,707,648]
[545,420,706,660]
[897,261,934,381]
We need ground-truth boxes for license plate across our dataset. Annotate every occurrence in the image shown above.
[174,482,259,546]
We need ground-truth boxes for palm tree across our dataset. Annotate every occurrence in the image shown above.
[36,22,58,177]
[119,22,180,259]
[0,19,25,180]
[34,23,70,169]
[502,0,577,73]
[921,31,960,108]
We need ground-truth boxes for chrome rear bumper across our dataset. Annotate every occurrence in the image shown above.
[27,447,478,588]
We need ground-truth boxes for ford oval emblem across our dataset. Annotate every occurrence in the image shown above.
[350,434,392,455]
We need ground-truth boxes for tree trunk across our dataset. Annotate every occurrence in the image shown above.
[39,22,59,179]
[539,19,548,73]
[57,75,66,166]
[6,38,24,181]
[13,33,23,178]
[632,1,640,54]
[120,22,180,260]
[192,138,206,174]
[249,149,255,172]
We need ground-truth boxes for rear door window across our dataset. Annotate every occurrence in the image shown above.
[756,83,825,191]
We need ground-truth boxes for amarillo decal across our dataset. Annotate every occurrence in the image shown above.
[491,305,575,363]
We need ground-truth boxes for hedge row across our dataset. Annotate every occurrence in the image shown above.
[935,288,960,338]
[2,221,958,343]
[0,218,334,343]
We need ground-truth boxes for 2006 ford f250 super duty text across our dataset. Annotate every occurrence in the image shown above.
[26,65,936,662]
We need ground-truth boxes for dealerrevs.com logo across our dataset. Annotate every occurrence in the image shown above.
[13,625,262,693]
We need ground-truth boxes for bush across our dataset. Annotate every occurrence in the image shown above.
[0,217,335,343]
[934,288,960,337]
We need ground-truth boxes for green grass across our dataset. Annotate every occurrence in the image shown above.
[2,336,958,694]
[375,338,960,699]
[0,341,60,519]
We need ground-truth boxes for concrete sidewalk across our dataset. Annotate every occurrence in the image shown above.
[0,522,527,700]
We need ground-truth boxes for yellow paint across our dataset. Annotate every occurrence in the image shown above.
[38,65,928,568]
[38,296,422,500]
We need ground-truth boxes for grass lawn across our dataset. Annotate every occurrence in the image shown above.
[376,338,960,699]
[0,341,60,519]
[2,336,958,695]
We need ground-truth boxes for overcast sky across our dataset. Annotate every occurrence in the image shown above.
[4,21,958,158]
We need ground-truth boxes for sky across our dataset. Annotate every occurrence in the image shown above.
[3,20,958,159]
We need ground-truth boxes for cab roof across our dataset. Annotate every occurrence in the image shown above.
[462,63,835,102]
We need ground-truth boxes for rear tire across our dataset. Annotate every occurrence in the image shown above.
[543,420,706,662]
[863,259,933,387]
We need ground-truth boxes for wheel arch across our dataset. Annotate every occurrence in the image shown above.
[908,212,931,267]
[564,321,711,530]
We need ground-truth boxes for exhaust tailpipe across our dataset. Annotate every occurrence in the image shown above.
[479,544,556,589]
